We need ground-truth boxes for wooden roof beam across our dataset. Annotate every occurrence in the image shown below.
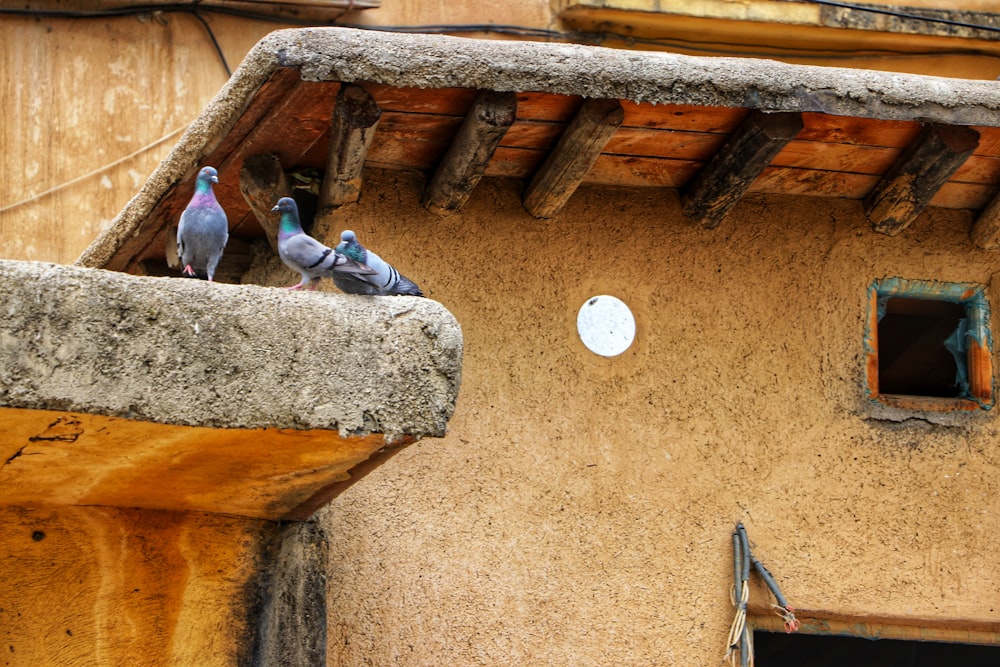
[522,98,624,219]
[240,154,292,253]
[319,83,382,211]
[423,90,518,216]
[682,110,803,229]
[864,123,979,236]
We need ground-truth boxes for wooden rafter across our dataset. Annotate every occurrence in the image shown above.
[864,123,980,236]
[681,111,804,229]
[318,83,382,210]
[522,98,624,219]
[423,90,518,215]
[240,154,292,253]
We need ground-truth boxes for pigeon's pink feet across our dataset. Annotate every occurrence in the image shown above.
[183,264,195,277]
[286,283,304,290]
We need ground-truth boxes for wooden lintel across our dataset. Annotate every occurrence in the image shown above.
[971,191,1000,249]
[240,154,292,252]
[864,123,980,236]
[681,111,803,229]
[522,98,624,219]
[422,90,518,216]
[318,83,382,210]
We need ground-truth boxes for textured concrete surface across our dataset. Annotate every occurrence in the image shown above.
[0,259,461,438]
[271,27,1000,121]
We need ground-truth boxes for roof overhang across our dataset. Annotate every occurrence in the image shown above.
[78,27,1000,278]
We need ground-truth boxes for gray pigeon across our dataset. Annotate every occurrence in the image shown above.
[333,230,424,297]
[272,197,379,290]
[177,165,229,281]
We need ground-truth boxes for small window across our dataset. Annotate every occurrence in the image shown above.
[866,278,993,411]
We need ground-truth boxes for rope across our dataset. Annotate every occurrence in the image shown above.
[0,124,188,215]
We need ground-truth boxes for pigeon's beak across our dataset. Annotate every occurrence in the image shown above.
[271,205,279,212]
[211,176,219,184]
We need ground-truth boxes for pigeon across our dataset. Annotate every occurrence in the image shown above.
[272,197,379,291]
[333,230,424,297]
[177,165,229,281]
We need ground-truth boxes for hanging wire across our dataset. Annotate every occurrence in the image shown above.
[190,1,231,77]
[797,0,1000,35]
[724,523,799,666]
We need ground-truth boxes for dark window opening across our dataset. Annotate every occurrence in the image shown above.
[866,278,993,411]
[877,297,967,398]
[754,630,1000,666]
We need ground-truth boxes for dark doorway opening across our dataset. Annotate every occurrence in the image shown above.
[877,297,966,398]
[754,630,1000,666]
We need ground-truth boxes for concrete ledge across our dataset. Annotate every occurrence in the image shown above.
[0,259,462,518]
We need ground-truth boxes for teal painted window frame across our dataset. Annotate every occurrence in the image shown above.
[865,277,993,411]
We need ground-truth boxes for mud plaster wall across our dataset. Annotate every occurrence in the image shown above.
[246,169,1000,665]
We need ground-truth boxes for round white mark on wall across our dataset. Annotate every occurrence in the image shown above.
[577,295,636,357]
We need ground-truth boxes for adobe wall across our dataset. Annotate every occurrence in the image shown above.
[241,169,1000,664]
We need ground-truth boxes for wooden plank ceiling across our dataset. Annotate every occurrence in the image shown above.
[118,66,1000,281]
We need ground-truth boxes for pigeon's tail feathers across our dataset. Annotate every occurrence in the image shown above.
[393,274,424,297]
[377,261,424,296]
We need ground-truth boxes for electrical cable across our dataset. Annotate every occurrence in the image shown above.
[190,2,231,77]
[798,0,1000,35]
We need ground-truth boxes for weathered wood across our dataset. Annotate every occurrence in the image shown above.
[365,83,479,115]
[798,112,920,147]
[522,98,624,219]
[864,123,980,236]
[318,83,382,210]
[240,154,292,252]
[971,191,1000,249]
[423,91,518,215]
[251,522,328,667]
[681,111,804,229]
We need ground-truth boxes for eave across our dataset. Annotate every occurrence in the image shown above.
[77,27,1000,280]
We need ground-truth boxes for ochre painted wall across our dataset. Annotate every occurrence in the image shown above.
[239,169,1000,664]
[0,506,272,666]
